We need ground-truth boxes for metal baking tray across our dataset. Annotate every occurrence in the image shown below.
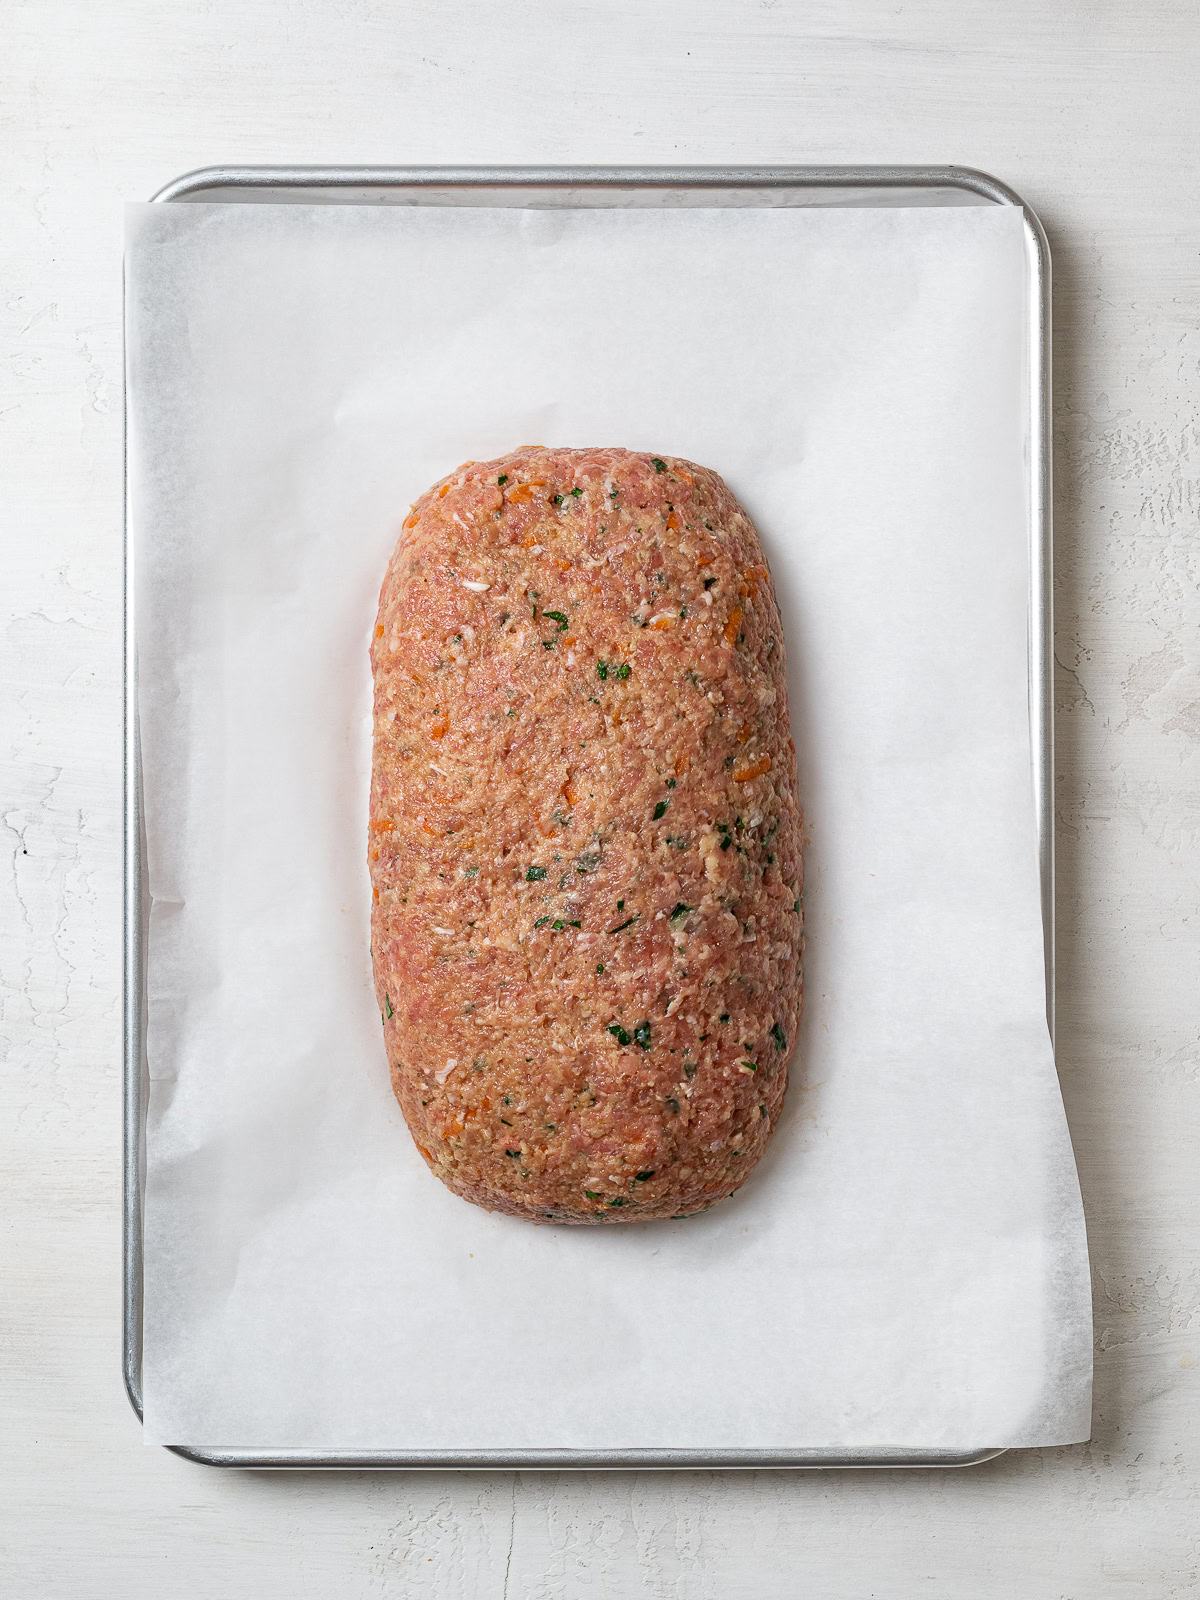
[124,163,1052,1470]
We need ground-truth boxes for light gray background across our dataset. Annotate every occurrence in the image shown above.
[3,2,1196,1594]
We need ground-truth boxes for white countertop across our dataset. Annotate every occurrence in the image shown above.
[3,2,1198,1594]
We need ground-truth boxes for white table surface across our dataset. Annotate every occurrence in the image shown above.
[3,2,1197,1594]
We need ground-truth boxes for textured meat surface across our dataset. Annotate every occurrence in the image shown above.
[369,447,803,1223]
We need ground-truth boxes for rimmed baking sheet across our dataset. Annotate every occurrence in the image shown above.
[124,165,1087,1469]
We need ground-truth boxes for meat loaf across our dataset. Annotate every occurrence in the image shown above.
[369,446,802,1223]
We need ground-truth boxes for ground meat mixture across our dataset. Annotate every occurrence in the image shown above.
[369,447,803,1223]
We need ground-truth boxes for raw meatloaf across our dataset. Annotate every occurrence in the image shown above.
[369,447,802,1223]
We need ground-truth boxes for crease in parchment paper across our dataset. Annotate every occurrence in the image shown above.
[126,198,1092,1451]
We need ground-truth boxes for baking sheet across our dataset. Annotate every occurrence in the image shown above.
[126,198,1091,1451]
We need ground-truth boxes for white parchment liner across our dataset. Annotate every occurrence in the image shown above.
[126,199,1091,1449]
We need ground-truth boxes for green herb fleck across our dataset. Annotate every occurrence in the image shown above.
[551,919,565,931]
[526,865,547,881]
[596,660,609,679]
[383,993,393,1020]
[542,639,557,649]
[794,900,802,913]
[615,662,631,679]
[633,1020,652,1051]
[505,1149,521,1158]
[533,916,551,928]
[652,457,667,473]
[569,486,583,498]
[596,963,605,974]
[719,1013,730,1023]
[760,1104,769,1119]
[608,1197,628,1207]
[543,610,569,631]
[498,473,508,486]
[739,1060,758,1072]
[608,1023,632,1046]
[585,1190,602,1200]
[704,576,717,590]
[634,1169,655,1182]
[666,778,676,789]
[500,1117,513,1127]
[567,919,582,928]
[608,914,639,934]
[666,1097,680,1114]
[552,492,563,506]
[684,1062,697,1079]
[669,902,693,922]
[771,1023,787,1050]
[721,836,732,851]
[652,800,669,821]
[617,899,624,910]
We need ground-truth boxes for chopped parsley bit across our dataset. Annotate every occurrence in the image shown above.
[669,902,693,922]
[596,660,608,680]
[383,993,393,1019]
[552,492,563,506]
[608,1023,632,1046]
[526,865,547,881]
[533,916,551,928]
[715,821,729,833]
[684,1061,697,1079]
[500,1117,513,1127]
[498,474,509,486]
[634,1170,655,1182]
[542,639,557,649]
[666,778,676,788]
[739,1060,758,1072]
[704,576,717,590]
[551,919,565,931]
[568,919,582,928]
[666,1097,680,1114]
[652,800,669,821]
[721,836,732,851]
[680,607,688,619]
[723,755,735,769]
[633,1020,652,1051]
[615,662,631,679]
[794,900,802,913]
[760,1104,769,1119]
[569,486,583,498]
[698,1033,709,1042]
[543,610,569,630]
[608,914,639,934]
[546,1122,557,1132]
[503,1096,511,1104]
[596,963,605,974]
[505,1149,521,1158]
[585,1190,602,1200]
[719,1012,730,1023]
[651,457,667,473]
[617,900,624,910]
[608,1197,628,1207]
[771,1023,787,1050]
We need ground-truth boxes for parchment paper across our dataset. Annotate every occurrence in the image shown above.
[126,198,1092,1450]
